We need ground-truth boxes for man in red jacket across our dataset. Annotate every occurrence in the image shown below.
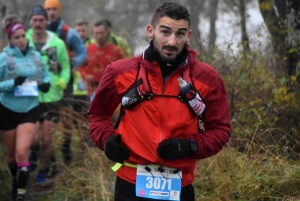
[88,2,231,201]
[80,20,123,95]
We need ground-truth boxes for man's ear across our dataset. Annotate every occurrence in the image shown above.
[146,25,154,39]
[187,29,192,43]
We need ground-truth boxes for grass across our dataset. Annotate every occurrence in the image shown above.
[0,42,300,200]
[39,132,300,200]
[1,114,300,200]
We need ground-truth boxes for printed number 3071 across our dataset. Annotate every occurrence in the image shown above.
[146,177,171,190]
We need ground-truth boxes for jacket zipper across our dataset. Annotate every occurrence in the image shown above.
[160,79,165,142]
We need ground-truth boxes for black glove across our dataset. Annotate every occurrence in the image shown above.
[157,138,198,160]
[14,76,26,86]
[38,82,51,93]
[104,134,130,163]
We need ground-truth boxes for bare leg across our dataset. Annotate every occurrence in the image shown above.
[15,122,39,163]
[15,122,39,198]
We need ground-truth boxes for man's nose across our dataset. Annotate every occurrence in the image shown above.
[167,34,176,46]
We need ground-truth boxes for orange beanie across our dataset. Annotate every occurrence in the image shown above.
[44,0,61,12]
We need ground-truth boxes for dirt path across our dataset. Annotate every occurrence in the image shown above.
[25,179,55,201]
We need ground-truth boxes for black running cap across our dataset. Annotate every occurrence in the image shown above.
[29,5,48,20]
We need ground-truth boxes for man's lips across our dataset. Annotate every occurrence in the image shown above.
[163,46,178,52]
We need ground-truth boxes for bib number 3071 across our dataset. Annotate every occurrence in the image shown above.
[136,165,182,200]
[146,177,172,190]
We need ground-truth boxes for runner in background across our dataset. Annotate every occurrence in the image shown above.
[91,19,131,58]
[74,19,92,45]
[44,0,87,166]
[80,20,123,104]
[0,14,50,201]
[26,5,70,184]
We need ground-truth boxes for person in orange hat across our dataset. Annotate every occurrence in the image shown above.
[44,0,61,15]
[44,0,87,166]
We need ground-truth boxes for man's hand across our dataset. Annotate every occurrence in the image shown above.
[38,82,51,93]
[157,138,198,160]
[56,79,67,89]
[104,134,130,163]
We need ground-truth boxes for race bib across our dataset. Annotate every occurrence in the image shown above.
[136,165,182,200]
[14,80,38,97]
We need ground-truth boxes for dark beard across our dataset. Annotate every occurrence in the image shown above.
[152,36,178,64]
[144,39,189,78]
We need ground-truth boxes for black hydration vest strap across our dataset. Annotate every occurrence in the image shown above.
[113,105,125,130]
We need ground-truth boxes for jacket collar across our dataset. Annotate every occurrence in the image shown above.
[26,30,56,51]
[4,43,34,57]
[55,19,63,35]
[40,31,56,51]
[139,44,197,72]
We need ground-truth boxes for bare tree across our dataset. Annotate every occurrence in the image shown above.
[188,0,204,53]
[259,0,286,56]
[286,0,300,78]
[239,0,250,54]
[1,0,19,44]
[208,0,219,52]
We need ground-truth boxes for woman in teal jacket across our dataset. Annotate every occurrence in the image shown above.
[0,15,50,201]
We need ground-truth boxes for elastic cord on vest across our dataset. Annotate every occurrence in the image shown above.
[145,166,154,178]
[111,163,182,179]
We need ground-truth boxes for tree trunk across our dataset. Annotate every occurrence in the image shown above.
[4,0,19,15]
[239,0,250,53]
[286,0,300,78]
[1,0,19,45]
[1,4,6,45]
[188,0,204,55]
[259,0,286,56]
[208,0,218,52]
[274,0,286,19]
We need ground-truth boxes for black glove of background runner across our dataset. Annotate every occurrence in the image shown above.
[38,82,51,93]
[157,138,198,160]
[104,134,130,163]
[14,76,26,86]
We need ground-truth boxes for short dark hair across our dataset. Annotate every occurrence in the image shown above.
[102,19,112,28]
[94,20,109,30]
[150,2,190,27]
[75,19,88,27]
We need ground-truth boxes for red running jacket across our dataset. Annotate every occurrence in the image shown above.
[88,48,231,187]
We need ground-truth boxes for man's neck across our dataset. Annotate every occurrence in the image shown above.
[33,32,48,43]
[50,17,59,24]
[96,42,107,48]
[47,18,61,32]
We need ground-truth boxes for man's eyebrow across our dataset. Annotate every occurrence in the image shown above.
[159,25,187,32]
[159,25,171,30]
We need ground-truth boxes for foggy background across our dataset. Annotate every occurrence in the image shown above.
[1,0,270,56]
